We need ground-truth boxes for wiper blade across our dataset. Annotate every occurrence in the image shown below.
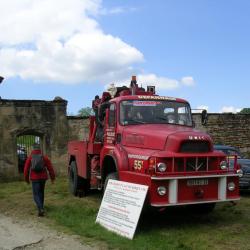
[126,119,146,124]
[155,116,168,121]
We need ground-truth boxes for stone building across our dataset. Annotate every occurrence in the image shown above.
[0,98,69,178]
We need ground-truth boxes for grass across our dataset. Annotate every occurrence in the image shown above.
[0,178,250,250]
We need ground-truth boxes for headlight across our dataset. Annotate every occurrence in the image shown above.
[237,169,243,177]
[157,162,167,172]
[220,161,227,170]
[228,182,236,191]
[157,186,167,196]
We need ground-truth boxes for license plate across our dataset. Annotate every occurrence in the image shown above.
[187,179,208,186]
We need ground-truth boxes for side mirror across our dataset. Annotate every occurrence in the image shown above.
[0,76,4,84]
[105,108,109,124]
[201,110,208,125]
[192,120,196,128]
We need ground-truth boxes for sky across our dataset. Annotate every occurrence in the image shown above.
[0,0,249,114]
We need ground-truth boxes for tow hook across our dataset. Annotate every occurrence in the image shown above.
[194,189,204,198]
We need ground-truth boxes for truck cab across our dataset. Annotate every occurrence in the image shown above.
[68,76,241,210]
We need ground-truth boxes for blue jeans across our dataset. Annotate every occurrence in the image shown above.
[32,180,46,211]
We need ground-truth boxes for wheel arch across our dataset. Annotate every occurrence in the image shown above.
[101,155,118,182]
[68,155,76,172]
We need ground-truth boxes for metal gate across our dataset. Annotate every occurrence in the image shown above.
[16,135,41,173]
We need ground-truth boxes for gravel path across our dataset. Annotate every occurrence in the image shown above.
[0,213,96,250]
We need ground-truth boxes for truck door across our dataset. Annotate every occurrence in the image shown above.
[105,103,116,145]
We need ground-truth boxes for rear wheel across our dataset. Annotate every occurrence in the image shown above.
[69,161,89,197]
[69,161,78,196]
[104,172,118,193]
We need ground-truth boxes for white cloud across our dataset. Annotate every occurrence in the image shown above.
[0,0,143,83]
[0,0,194,87]
[108,73,180,91]
[137,74,179,90]
[197,105,209,111]
[100,6,138,15]
[0,0,100,45]
[0,32,143,83]
[181,76,195,86]
[220,106,241,113]
[100,6,126,15]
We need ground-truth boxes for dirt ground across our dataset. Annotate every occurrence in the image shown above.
[0,213,95,250]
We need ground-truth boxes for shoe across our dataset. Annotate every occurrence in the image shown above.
[38,209,45,217]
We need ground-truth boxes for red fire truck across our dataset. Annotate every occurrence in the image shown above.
[68,76,241,211]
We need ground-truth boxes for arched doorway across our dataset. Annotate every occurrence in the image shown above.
[16,134,43,173]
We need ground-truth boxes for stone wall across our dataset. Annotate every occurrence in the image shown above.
[1,97,250,179]
[193,113,250,155]
[0,98,68,178]
[67,116,89,141]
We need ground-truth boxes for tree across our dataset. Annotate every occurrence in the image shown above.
[239,108,250,114]
[78,107,94,117]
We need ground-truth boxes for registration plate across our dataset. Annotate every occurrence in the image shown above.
[187,179,208,186]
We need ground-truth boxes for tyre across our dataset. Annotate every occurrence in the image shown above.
[104,172,118,193]
[69,161,78,196]
[69,161,90,197]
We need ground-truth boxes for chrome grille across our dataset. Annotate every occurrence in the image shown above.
[173,157,217,172]
[186,157,207,171]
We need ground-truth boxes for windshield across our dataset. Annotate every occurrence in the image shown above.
[120,100,192,126]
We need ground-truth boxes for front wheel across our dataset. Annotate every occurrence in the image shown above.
[104,172,118,193]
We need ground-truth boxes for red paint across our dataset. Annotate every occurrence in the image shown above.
[227,176,239,199]
[178,179,218,203]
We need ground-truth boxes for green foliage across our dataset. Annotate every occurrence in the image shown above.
[239,108,250,114]
[17,135,36,145]
[78,107,94,117]
[1,178,250,250]
[16,135,40,155]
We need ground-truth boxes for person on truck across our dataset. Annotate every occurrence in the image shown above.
[178,114,187,125]
[92,95,100,117]
[98,92,111,122]
[96,92,111,141]
[167,113,176,124]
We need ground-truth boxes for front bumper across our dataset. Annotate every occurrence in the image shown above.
[120,172,240,207]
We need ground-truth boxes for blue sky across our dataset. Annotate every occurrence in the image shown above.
[0,0,249,114]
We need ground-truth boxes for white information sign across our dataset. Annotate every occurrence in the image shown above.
[96,180,148,239]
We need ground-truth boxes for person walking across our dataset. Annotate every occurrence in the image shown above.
[24,143,55,216]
